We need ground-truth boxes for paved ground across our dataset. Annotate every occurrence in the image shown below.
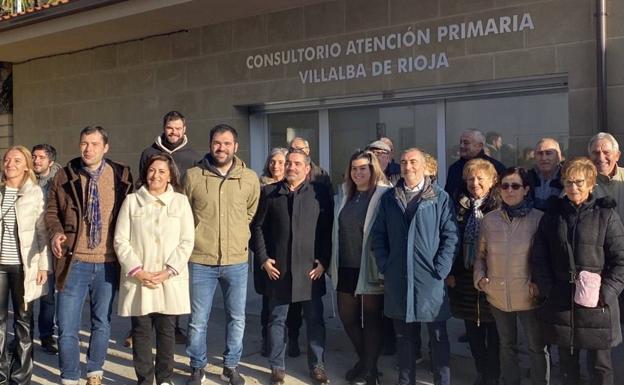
[25,273,624,385]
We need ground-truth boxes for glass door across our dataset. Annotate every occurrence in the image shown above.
[328,103,437,186]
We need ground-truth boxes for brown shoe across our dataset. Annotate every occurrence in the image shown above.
[86,375,102,385]
[310,365,329,384]
[270,368,285,385]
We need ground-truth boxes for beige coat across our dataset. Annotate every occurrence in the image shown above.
[114,186,194,316]
[2,179,52,306]
[474,208,543,312]
[183,156,260,266]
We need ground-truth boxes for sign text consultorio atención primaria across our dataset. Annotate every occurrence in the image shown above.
[245,13,535,85]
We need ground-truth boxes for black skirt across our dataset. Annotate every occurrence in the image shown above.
[336,267,359,294]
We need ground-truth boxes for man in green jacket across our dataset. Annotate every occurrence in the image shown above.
[184,124,260,385]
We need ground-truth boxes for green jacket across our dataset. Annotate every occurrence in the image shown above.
[183,155,260,266]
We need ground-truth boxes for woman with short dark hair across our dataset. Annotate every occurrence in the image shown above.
[474,167,549,385]
[115,153,194,385]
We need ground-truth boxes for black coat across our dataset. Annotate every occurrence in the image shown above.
[138,136,200,185]
[531,195,624,349]
[250,181,333,304]
[449,192,500,322]
[444,151,505,199]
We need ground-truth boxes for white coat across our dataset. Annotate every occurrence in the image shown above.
[1,179,51,306]
[114,185,194,316]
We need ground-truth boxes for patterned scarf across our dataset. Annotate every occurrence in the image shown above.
[503,198,533,218]
[463,197,485,269]
[82,160,106,249]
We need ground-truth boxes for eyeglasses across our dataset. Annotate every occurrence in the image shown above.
[564,179,585,188]
[500,183,523,190]
[371,149,389,156]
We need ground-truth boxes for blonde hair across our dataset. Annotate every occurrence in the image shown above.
[424,153,438,177]
[2,145,37,187]
[344,150,387,200]
[562,157,597,187]
[462,158,498,184]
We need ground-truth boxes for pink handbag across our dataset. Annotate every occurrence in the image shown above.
[574,270,602,308]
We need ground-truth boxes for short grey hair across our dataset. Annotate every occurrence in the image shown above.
[588,132,620,154]
[462,128,486,145]
[535,137,562,154]
[289,136,310,149]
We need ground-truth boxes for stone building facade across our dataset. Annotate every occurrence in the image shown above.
[5,0,624,184]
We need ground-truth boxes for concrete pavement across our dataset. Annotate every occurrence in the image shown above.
[27,274,624,385]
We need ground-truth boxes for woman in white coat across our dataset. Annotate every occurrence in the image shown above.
[329,150,390,385]
[114,153,194,385]
[0,145,50,385]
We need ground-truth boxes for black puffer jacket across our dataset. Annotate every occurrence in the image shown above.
[449,191,500,322]
[531,195,624,349]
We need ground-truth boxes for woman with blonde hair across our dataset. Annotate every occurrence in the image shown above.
[447,158,501,385]
[329,150,389,385]
[532,157,624,385]
[424,153,438,183]
[0,145,51,385]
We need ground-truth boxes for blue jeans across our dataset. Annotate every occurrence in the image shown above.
[394,320,450,385]
[186,262,248,369]
[491,307,549,385]
[57,261,118,384]
[38,274,56,338]
[268,297,325,371]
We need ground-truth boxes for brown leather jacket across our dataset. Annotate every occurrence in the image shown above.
[474,208,543,312]
[44,158,133,290]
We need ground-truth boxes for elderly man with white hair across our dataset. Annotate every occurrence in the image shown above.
[445,129,506,199]
[527,138,564,211]
[590,132,624,219]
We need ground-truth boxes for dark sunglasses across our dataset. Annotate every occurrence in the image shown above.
[500,183,523,190]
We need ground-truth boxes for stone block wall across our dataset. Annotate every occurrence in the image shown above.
[0,114,12,152]
[10,0,624,166]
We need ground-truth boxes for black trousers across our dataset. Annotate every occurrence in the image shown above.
[131,313,176,385]
[464,320,500,383]
[558,347,613,385]
[0,264,33,385]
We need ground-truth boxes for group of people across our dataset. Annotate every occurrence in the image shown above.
[0,112,623,385]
